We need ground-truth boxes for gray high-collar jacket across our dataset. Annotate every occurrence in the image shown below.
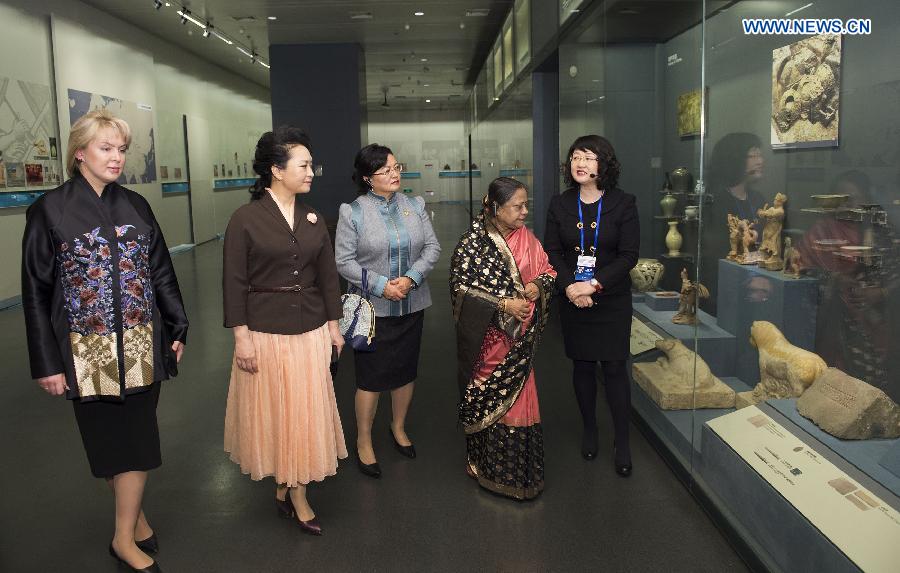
[335,192,441,317]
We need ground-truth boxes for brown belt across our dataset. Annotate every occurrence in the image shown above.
[248,284,313,293]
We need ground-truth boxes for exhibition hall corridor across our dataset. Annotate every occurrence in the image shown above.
[0,204,745,572]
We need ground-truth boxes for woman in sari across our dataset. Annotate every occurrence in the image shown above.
[450,177,556,500]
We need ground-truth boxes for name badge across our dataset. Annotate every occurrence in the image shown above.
[574,255,596,282]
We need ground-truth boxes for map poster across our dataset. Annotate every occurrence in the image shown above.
[708,406,900,572]
[6,161,25,186]
[25,163,43,186]
[68,88,157,184]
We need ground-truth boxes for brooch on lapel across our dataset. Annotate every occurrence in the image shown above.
[307,213,318,224]
[403,209,410,217]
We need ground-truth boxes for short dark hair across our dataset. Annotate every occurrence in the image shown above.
[352,143,393,194]
[563,135,621,190]
[250,126,312,200]
[708,132,762,190]
[483,176,527,217]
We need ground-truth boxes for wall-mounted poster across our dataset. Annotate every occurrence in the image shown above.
[6,162,25,186]
[228,169,233,177]
[160,165,169,179]
[25,163,43,186]
[213,164,218,177]
[243,162,248,176]
[771,34,841,149]
[0,161,6,187]
[677,89,703,137]
[0,76,61,187]
[68,88,157,183]
[173,167,182,179]
[221,163,226,177]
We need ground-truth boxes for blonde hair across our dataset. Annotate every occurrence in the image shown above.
[66,109,132,177]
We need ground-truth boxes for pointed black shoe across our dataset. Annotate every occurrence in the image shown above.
[135,533,158,554]
[357,456,382,478]
[390,428,416,459]
[581,427,599,460]
[108,543,162,572]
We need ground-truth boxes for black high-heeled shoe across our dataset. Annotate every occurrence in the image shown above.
[581,427,599,461]
[108,542,162,572]
[286,490,323,536]
[135,532,158,554]
[357,455,382,478]
[613,443,633,478]
[390,428,416,459]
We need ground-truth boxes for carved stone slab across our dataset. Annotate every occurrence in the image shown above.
[797,368,900,440]
[634,361,735,409]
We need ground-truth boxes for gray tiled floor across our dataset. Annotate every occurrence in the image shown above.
[0,204,746,572]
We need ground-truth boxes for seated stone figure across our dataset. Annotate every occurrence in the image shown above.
[737,321,828,408]
[632,339,735,410]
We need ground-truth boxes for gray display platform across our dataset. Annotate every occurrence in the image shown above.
[644,290,680,311]
[632,374,751,463]
[633,302,736,376]
[715,259,819,384]
[698,420,860,573]
[769,398,900,496]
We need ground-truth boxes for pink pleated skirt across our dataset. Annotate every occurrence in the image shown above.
[224,325,347,487]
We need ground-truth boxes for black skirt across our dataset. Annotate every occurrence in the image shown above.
[558,292,632,361]
[354,310,424,392]
[72,382,162,478]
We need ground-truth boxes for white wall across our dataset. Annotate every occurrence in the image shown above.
[0,0,270,302]
[366,109,468,203]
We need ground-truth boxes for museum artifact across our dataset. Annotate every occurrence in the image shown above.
[810,193,849,209]
[665,221,683,256]
[736,321,828,408]
[726,214,741,261]
[659,172,677,217]
[670,167,693,194]
[797,368,900,440]
[737,217,760,264]
[771,34,841,148]
[758,192,787,270]
[672,268,709,325]
[677,89,703,137]
[684,205,699,220]
[632,339,736,410]
[630,258,665,292]
[782,237,803,278]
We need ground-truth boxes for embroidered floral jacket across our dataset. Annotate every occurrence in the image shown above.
[22,175,189,401]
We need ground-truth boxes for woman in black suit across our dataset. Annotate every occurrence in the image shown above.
[545,134,639,476]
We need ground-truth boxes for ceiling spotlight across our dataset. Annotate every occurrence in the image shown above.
[165,2,170,5]
[404,23,410,30]
[425,99,431,103]
[203,26,211,38]
[180,11,188,24]
[459,22,465,29]
[267,16,277,21]
[423,84,430,87]
[250,53,257,64]
[414,12,425,17]
[153,0,162,9]
[420,58,427,62]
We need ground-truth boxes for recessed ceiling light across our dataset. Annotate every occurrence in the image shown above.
[420,58,427,62]
[423,84,430,87]
[425,99,431,102]
[465,9,489,17]
[414,12,425,17]
[268,16,277,21]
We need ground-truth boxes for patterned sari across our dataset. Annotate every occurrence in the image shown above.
[450,216,556,500]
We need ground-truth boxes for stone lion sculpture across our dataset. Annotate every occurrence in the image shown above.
[632,339,734,410]
[738,321,828,407]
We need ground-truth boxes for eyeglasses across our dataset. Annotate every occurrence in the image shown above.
[570,154,599,163]
[373,164,404,177]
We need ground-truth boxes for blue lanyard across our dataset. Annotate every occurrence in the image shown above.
[578,196,603,255]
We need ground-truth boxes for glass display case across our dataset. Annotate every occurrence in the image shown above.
[557,1,900,571]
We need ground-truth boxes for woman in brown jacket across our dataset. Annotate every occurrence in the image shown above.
[222,127,347,536]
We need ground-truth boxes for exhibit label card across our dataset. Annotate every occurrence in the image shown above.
[708,406,900,573]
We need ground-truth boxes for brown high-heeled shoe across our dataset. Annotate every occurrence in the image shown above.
[286,489,323,536]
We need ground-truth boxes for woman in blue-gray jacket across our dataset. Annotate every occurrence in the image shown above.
[335,143,441,479]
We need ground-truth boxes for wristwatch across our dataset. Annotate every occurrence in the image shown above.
[589,278,602,292]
